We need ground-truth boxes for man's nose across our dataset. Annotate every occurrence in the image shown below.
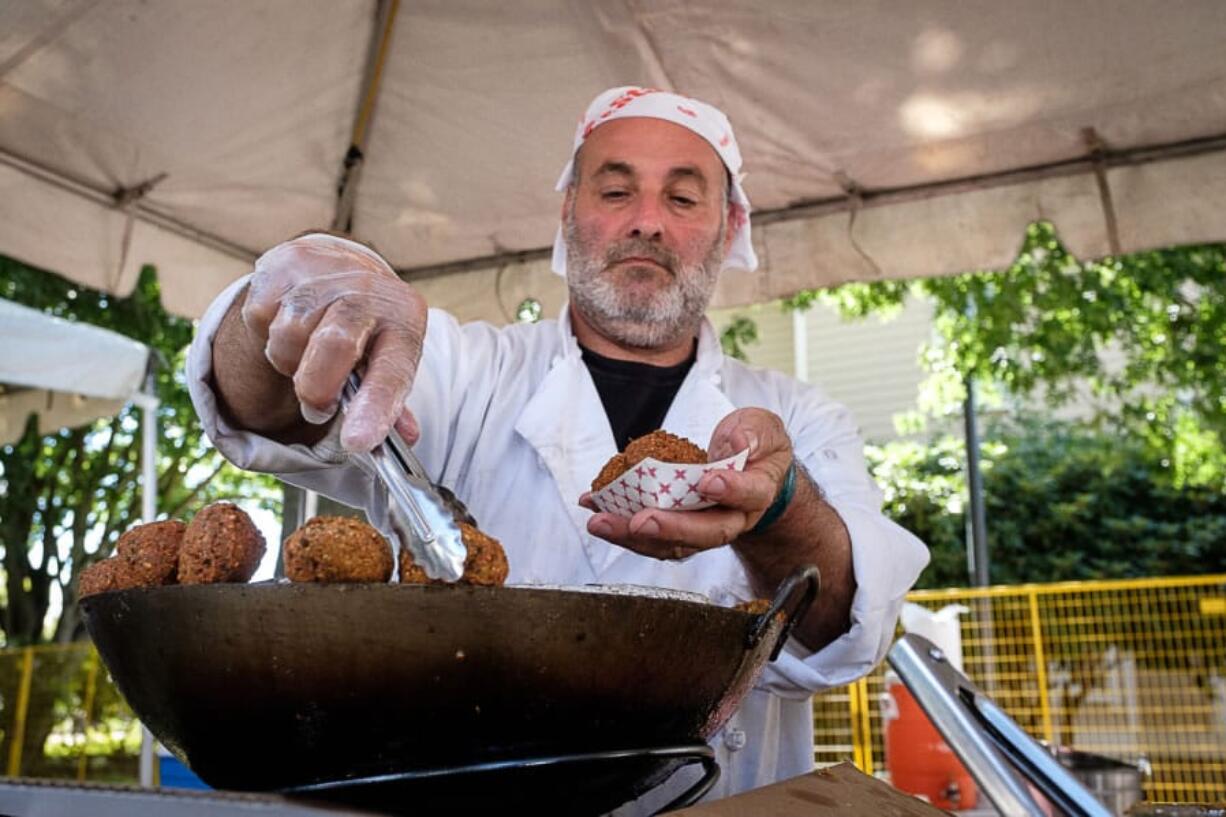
[627,197,664,241]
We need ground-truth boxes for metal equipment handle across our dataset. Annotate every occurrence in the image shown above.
[747,565,820,660]
[888,634,1115,817]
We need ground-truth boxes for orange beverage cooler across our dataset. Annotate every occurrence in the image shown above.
[882,673,979,810]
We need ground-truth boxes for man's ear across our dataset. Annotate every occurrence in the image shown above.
[723,201,739,257]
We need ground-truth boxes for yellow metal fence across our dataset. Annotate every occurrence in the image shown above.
[0,641,140,784]
[1,575,1223,802]
[814,574,1226,804]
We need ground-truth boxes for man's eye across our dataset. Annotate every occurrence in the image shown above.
[602,190,629,200]
[671,196,697,207]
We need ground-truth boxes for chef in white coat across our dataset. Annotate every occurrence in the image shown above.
[188,86,928,811]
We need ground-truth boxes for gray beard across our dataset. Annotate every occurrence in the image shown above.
[564,203,726,349]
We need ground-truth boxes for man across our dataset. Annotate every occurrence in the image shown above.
[188,86,928,811]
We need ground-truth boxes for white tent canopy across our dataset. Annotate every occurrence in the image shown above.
[2,1,1224,322]
[0,298,152,445]
[0,297,162,784]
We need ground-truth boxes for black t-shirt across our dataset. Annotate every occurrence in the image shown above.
[580,343,697,450]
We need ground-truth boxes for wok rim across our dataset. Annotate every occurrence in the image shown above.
[77,579,777,627]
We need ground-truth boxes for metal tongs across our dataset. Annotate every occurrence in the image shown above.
[888,634,1115,817]
[340,373,468,582]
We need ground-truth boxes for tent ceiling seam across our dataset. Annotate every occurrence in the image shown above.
[1082,127,1123,256]
[4,124,1222,286]
[0,0,101,81]
[113,173,168,208]
[0,147,260,264]
[395,130,1226,283]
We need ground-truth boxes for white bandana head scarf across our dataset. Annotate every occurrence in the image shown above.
[551,86,757,276]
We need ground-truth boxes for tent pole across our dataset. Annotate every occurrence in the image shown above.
[963,370,999,694]
[963,375,989,587]
[134,370,160,787]
[331,0,400,233]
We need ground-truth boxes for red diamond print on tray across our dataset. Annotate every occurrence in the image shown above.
[589,448,749,519]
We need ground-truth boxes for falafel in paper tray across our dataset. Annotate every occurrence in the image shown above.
[589,430,750,518]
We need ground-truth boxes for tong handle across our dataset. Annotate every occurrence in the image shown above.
[385,429,478,527]
[340,373,466,582]
[341,375,436,546]
[384,421,430,483]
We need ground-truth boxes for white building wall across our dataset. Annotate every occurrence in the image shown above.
[709,297,933,444]
[712,294,1128,447]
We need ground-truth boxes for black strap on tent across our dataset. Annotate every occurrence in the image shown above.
[1082,127,1123,257]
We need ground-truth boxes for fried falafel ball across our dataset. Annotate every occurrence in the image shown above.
[178,502,266,584]
[116,519,186,586]
[591,430,708,493]
[734,598,772,616]
[79,519,188,598]
[284,516,394,583]
[624,430,707,467]
[734,597,786,624]
[399,522,509,587]
[591,452,629,492]
[78,559,132,598]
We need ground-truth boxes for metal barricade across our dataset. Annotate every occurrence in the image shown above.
[814,574,1226,804]
[0,642,139,784]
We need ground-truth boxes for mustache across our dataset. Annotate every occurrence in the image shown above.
[603,240,678,273]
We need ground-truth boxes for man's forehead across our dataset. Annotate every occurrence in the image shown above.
[575,117,725,179]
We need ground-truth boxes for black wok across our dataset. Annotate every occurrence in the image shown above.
[81,567,817,814]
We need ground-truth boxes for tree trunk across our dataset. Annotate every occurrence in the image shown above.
[1,419,42,645]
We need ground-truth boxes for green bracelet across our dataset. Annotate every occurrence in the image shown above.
[750,459,797,534]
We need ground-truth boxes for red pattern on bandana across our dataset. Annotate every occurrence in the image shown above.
[582,88,663,140]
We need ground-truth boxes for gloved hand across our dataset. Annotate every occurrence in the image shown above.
[239,233,425,453]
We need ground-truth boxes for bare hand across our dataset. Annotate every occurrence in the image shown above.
[239,234,425,452]
[579,408,793,558]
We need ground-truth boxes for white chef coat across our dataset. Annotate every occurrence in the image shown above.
[187,276,929,813]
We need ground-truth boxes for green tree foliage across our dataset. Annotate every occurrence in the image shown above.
[872,420,1226,588]
[0,257,278,646]
[795,223,1226,489]
[718,314,759,361]
[787,223,1226,584]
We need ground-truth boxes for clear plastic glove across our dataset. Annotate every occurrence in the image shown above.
[239,233,425,453]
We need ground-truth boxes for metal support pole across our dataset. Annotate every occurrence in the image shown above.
[963,362,998,692]
[963,375,989,587]
[6,648,35,777]
[331,0,400,234]
[76,649,100,782]
[134,374,160,788]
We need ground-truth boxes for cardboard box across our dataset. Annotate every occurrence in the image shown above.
[664,762,951,816]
